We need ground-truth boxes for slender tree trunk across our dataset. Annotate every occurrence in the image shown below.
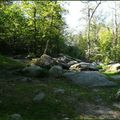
[86,1,101,60]
[43,39,49,54]
[114,2,118,61]
[87,7,91,59]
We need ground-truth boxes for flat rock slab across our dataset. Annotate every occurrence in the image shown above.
[110,75,120,80]
[64,71,117,87]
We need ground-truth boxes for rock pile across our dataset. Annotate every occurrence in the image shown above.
[30,53,98,71]
[19,53,117,87]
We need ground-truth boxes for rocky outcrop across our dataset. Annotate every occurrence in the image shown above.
[31,54,54,68]
[63,71,117,87]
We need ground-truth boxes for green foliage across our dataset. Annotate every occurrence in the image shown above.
[0,1,67,56]
[1,1,120,63]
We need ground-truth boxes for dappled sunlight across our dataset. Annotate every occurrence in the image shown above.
[0,1,120,120]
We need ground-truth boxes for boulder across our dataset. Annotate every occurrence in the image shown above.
[106,63,120,73]
[63,71,117,87]
[31,54,54,68]
[69,62,98,72]
[49,65,63,77]
[110,75,120,80]
[30,58,40,65]
[89,62,98,71]
[67,60,78,66]
[8,114,23,120]
[22,65,44,77]
[33,92,45,103]
[69,63,81,71]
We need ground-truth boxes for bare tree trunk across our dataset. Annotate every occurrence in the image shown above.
[43,39,49,54]
[87,7,91,59]
[113,2,118,61]
[86,1,101,60]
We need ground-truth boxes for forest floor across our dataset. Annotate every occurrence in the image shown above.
[0,55,120,120]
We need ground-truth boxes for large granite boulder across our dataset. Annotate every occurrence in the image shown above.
[106,63,120,73]
[67,60,78,66]
[63,71,117,87]
[69,63,81,71]
[31,54,54,68]
[49,65,63,77]
[69,62,98,71]
[22,65,47,77]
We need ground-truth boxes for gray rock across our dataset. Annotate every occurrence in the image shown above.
[111,75,120,80]
[22,65,43,77]
[49,65,63,77]
[33,92,45,103]
[54,88,65,94]
[21,77,32,82]
[67,61,78,66]
[89,62,98,70]
[31,54,53,68]
[113,103,120,109]
[69,63,81,71]
[63,71,117,87]
[79,62,90,68]
[69,62,98,71]
[8,114,23,120]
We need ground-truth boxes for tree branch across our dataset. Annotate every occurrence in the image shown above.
[90,1,101,22]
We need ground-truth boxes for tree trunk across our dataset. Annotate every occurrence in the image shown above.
[87,7,91,59]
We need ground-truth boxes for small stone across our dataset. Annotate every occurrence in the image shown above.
[21,77,32,82]
[33,92,45,103]
[64,117,70,120]
[113,103,120,109]
[8,114,23,120]
[54,88,65,94]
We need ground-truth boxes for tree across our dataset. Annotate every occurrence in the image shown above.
[81,1,101,60]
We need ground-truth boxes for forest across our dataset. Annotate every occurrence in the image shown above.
[0,1,120,120]
[1,1,120,63]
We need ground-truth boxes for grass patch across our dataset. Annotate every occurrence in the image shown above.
[0,55,120,119]
[0,76,119,120]
[103,71,119,76]
[0,54,25,70]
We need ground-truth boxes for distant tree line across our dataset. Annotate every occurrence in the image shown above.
[1,1,120,63]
